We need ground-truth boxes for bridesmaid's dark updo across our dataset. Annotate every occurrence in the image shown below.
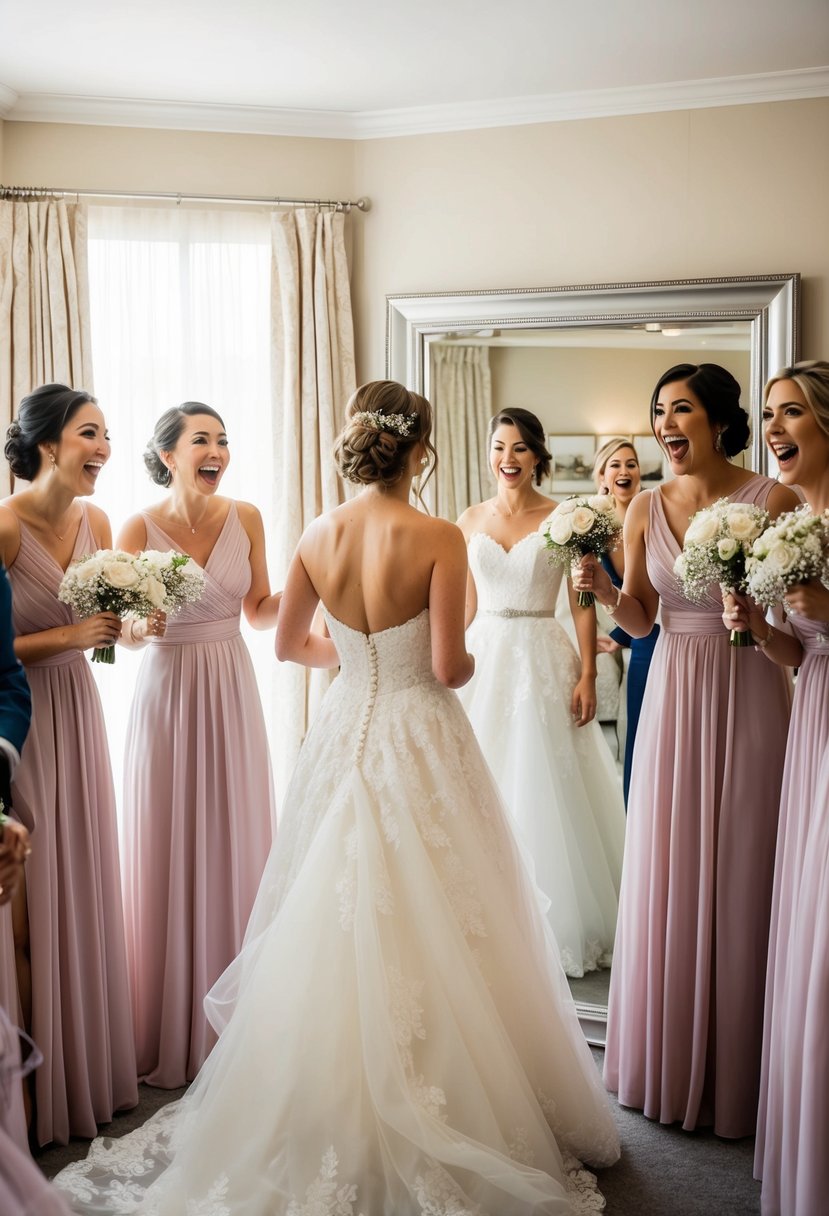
[144,401,227,486]
[650,363,750,458]
[489,408,552,485]
[5,383,97,481]
[334,381,436,488]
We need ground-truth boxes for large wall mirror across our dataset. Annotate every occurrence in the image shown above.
[386,274,800,1040]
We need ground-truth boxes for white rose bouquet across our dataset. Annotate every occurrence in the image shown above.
[543,493,622,607]
[59,548,205,663]
[673,499,769,645]
[745,506,829,610]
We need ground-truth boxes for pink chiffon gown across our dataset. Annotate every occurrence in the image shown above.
[0,1007,71,1215]
[122,504,275,1088]
[755,609,829,1214]
[604,476,793,1138]
[7,504,138,1146]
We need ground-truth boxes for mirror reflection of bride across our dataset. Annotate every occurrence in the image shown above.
[456,408,626,979]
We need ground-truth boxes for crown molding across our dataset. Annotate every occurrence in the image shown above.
[1,67,827,140]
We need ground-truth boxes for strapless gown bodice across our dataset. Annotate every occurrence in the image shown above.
[469,530,565,614]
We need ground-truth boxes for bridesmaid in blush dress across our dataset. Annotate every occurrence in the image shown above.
[119,401,279,1088]
[0,384,137,1146]
[727,361,829,1214]
[575,363,798,1138]
[592,438,659,807]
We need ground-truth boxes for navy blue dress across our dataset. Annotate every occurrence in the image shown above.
[600,552,658,807]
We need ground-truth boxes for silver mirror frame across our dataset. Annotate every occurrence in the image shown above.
[386,274,800,477]
[387,273,799,1038]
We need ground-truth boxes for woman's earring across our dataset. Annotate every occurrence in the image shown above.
[714,429,724,453]
[420,455,428,467]
[49,450,57,468]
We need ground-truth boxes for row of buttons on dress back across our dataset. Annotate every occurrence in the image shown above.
[355,635,379,765]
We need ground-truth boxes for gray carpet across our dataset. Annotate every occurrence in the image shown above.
[34,1051,761,1215]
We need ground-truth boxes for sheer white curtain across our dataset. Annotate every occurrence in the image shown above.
[86,205,274,815]
[430,344,493,519]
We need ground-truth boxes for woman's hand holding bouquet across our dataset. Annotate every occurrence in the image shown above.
[59,548,205,663]
[673,499,769,646]
[544,494,622,607]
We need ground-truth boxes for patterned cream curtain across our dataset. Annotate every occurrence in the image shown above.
[0,199,94,494]
[270,208,356,787]
[430,344,493,520]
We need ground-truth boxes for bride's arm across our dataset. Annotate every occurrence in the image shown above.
[275,546,340,669]
[566,581,597,727]
[430,522,475,689]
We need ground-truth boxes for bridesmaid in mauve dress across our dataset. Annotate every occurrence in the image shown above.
[574,363,798,1139]
[119,401,279,1088]
[592,438,660,806]
[728,361,829,1215]
[0,384,137,1146]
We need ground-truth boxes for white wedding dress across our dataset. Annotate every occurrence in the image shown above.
[55,609,619,1216]
[457,528,626,978]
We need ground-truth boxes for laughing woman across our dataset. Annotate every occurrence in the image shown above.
[574,363,798,1138]
[592,438,660,805]
[119,401,280,1088]
[0,385,137,1145]
[725,361,829,1214]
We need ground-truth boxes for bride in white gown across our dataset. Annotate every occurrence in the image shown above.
[457,411,626,978]
[55,382,620,1215]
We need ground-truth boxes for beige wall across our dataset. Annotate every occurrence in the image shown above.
[2,98,828,386]
[488,344,752,436]
[353,100,829,378]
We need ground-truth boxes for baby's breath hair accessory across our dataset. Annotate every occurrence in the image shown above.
[352,410,416,438]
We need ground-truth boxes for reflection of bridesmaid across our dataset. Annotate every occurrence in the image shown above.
[592,438,660,805]
[727,361,829,1214]
[575,363,797,1138]
[0,384,137,1145]
[119,401,280,1088]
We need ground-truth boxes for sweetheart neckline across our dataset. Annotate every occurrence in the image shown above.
[468,530,542,557]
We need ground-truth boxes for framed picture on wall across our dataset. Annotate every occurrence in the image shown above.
[546,434,597,494]
[632,434,670,485]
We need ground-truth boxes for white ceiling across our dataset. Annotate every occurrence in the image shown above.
[1,0,827,138]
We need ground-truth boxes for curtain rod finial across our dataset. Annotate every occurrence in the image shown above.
[356,197,371,213]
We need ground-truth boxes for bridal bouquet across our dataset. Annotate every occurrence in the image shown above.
[673,499,768,645]
[745,506,829,609]
[544,494,622,607]
[59,548,205,663]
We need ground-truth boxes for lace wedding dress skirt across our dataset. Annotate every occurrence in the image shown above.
[55,610,619,1215]
[458,530,626,978]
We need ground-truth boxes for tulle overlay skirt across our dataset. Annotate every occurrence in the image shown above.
[56,665,619,1215]
[458,615,625,979]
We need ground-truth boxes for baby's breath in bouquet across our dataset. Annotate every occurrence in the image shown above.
[673,499,769,646]
[745,506,829,609]
[59,549,205,663]
[135,549,206,615]
[544,494,622,607]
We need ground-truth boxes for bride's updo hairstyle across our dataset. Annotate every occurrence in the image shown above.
[489,407,552,486]
[144,401,227,486]
[334,380,436,488]
[649,363,750,458]
[5,383,97,481]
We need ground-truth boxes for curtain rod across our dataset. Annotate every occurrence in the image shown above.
[0,184,371,212]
